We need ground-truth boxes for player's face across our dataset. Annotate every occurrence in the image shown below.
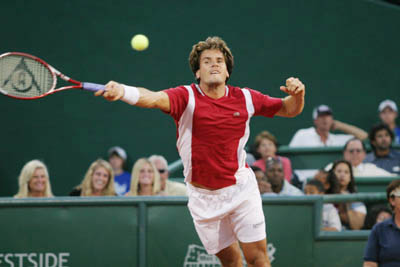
[196,49,229,86]
[334,163,351,190]
[139,163,154,186]
[343,140,366,167]
[372,129,392,150]
[91,166,110,192]
[314,114,334,132]
[379,107,397,125]
[28,168,47,194]
[257,138,277,159]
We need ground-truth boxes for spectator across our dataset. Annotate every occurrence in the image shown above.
[265,157,303,196]
[304,179,342,231]
[378,99,400,144]
[363,204,392,230]
[125,158,161,196]
[108,146,131,196]
[289,104,368,147]
[14,160,54,198]
[363,179,400,266]
[148,154,187,196]
[69,159,116,196]
[251,131,293,182]
[251,166,274,195]
[325,138,394,177]
[314,169,340,194]
[365,123,400,175]
[330,160,367,230]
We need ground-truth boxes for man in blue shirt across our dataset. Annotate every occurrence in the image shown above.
[365,124,400,175]
[108,146,131,196]
[363,179,400,267]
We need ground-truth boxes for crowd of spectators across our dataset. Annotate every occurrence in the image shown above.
[12,99,400,234]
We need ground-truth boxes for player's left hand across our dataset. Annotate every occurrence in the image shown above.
[280,77,305,96]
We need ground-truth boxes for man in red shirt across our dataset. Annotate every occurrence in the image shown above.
[95,36,305,267]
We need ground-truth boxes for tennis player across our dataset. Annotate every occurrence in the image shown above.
[95,36,305,267]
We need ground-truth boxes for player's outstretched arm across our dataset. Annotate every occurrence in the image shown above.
[275,77,305,118]
[94,81,170,113]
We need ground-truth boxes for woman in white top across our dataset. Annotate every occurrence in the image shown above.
[330,159,367,230]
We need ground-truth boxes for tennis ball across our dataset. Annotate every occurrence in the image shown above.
[131,34,149,51]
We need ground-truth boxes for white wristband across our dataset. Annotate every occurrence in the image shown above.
[121,85,140,105]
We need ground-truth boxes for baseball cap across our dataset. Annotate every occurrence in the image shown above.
[378,99,398,113]
[108,146,127,160]
[312,105,332,120]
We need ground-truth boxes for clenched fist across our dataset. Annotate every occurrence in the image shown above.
[280,77,305,96]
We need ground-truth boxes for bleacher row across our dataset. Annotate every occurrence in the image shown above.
[1,145,399,267]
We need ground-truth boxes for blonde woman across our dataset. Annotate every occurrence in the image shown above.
[14,160,54,198]
[69,159,116,196]
[126,158,161,196]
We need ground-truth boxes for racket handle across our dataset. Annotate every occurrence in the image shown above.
[82,82,105,92]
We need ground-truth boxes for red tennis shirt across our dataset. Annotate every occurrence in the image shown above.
[164,83,282,189]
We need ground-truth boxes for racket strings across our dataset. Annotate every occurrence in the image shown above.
[0,55,54,98]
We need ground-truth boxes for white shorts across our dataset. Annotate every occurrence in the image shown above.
[186,168,266,255]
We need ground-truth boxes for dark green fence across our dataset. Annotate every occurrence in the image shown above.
[0,193,386,267]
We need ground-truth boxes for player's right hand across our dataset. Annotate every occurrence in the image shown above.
[95,81,124,101]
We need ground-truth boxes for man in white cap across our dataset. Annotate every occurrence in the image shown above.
[289,104,368,147]
[378,99,400,144]
[108,146,131,196]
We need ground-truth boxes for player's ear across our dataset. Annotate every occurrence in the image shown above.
[196,70,200,80]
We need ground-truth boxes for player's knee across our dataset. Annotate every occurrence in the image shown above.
[244,250,269,266]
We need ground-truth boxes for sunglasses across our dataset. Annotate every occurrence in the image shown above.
[158,169,167,174]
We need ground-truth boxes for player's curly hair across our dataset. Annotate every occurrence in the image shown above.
[189,36,234,82]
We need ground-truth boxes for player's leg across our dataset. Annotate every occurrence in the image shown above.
[215,241,243,267]
[240,238,271,267]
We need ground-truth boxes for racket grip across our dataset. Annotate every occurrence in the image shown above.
[82,82,105,92]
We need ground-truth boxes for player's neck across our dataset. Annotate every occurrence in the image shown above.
[199,82,226,99]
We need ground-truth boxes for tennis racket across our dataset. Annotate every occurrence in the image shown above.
[0,52,105,100]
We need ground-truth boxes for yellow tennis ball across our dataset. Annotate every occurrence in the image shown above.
[131,34,149,51]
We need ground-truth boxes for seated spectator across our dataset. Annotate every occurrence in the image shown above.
[363,204,392,230]
[149,154,187,196]
[331,160,367,230]
[126,158,161,196]
[325,138,394,177]
[304,179,342,231]
[363,179,400,266]
[70,159,116,196]
[251,166,274,195]
[251,131,293,182]
[365,123,400,175]
[108,146,131,196]
[14,160,54,198]
[265,157,303,196]
[313,169,340,194]
[378,99,400,144]
[289,104,368,147]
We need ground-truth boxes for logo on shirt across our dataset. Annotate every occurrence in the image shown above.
[233,112,240,117]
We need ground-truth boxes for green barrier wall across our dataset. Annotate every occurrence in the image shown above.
[1,0,399,197]
[0,193,386,267]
